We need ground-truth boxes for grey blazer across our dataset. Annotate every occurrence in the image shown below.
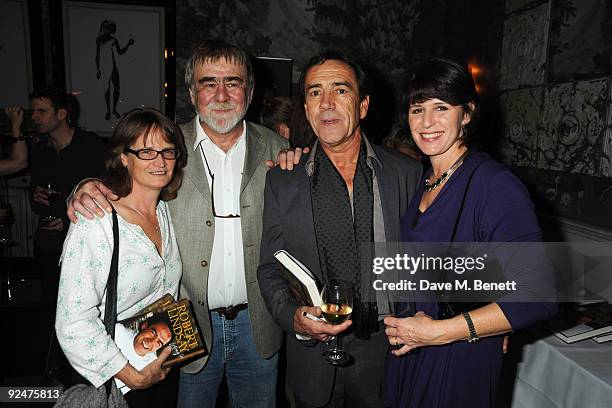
[257,144,422,405]
[170,118,288,373]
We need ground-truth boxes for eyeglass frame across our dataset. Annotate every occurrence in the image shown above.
[124,147,181,160]
[201,148,241,219]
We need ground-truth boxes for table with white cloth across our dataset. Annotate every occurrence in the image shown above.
[511,329,612,408]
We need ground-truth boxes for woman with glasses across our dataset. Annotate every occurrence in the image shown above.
[55,108,187,407]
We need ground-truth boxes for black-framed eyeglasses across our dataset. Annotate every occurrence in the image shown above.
[201,150,240,219]
[125,147,181,160]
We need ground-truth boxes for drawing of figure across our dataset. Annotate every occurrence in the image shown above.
[95,20,135,120]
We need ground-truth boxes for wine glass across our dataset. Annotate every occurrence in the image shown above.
[0,207,11,247]
[320,280,353,365]
[41,182,61,224]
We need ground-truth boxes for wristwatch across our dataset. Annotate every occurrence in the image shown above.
[462,311,480,343]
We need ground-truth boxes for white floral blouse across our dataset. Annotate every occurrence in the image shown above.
[55,201,181,387]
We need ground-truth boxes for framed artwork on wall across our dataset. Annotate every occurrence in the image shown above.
[0,0,33,108]
[62,1,165,135]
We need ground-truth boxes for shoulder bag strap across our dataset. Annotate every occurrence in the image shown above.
[450,163,482,243]
[103,207,119,394]
[437,163,483,319]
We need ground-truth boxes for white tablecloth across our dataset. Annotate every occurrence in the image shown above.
[511,331,612,408]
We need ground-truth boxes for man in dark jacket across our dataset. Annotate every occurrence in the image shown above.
[257,51,422,408]
[28,88,105,332]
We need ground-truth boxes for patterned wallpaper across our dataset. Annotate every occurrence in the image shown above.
[499,0,612,229]
[174,0,445,133]
[499,2,550,90]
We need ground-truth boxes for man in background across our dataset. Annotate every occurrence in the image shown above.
[28,88,105,338]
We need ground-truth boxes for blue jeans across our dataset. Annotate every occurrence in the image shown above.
[178,308,278,408]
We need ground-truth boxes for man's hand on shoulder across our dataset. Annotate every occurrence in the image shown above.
[265,147,310,171]
[67,179,118,223]
[293,305,352,342]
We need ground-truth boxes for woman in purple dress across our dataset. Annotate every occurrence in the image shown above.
[383,59,557,407]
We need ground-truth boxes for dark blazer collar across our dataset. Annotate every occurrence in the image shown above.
[371,145,402,242]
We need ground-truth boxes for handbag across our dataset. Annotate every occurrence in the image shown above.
[52,208,128,408]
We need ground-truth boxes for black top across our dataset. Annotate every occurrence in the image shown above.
[29,128,106,231]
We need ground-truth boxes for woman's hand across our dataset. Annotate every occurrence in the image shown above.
[383,311,446,356]
[385,304,513,356]
[115,346,172,390]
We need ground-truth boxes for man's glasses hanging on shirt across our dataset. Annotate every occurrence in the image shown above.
[201,149,241,219]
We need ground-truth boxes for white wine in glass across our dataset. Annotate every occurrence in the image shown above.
[321,280,353,365]
[320,303,353,324]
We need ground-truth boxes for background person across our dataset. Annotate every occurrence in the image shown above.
[288,103,316,149]
[383,58,557,408]
[1,107,28,175]
[259,96,295,140]
[381,120,422,162]
[56,108,187,407]
[0,106,28,244]
[27,88,105,347]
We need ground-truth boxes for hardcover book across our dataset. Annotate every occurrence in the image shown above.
[546,302,612,344]
[593,332,612,344]
[274,249,323,307]
[118,296,208,368]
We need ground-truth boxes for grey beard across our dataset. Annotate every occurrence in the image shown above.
[201,107,247,134]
